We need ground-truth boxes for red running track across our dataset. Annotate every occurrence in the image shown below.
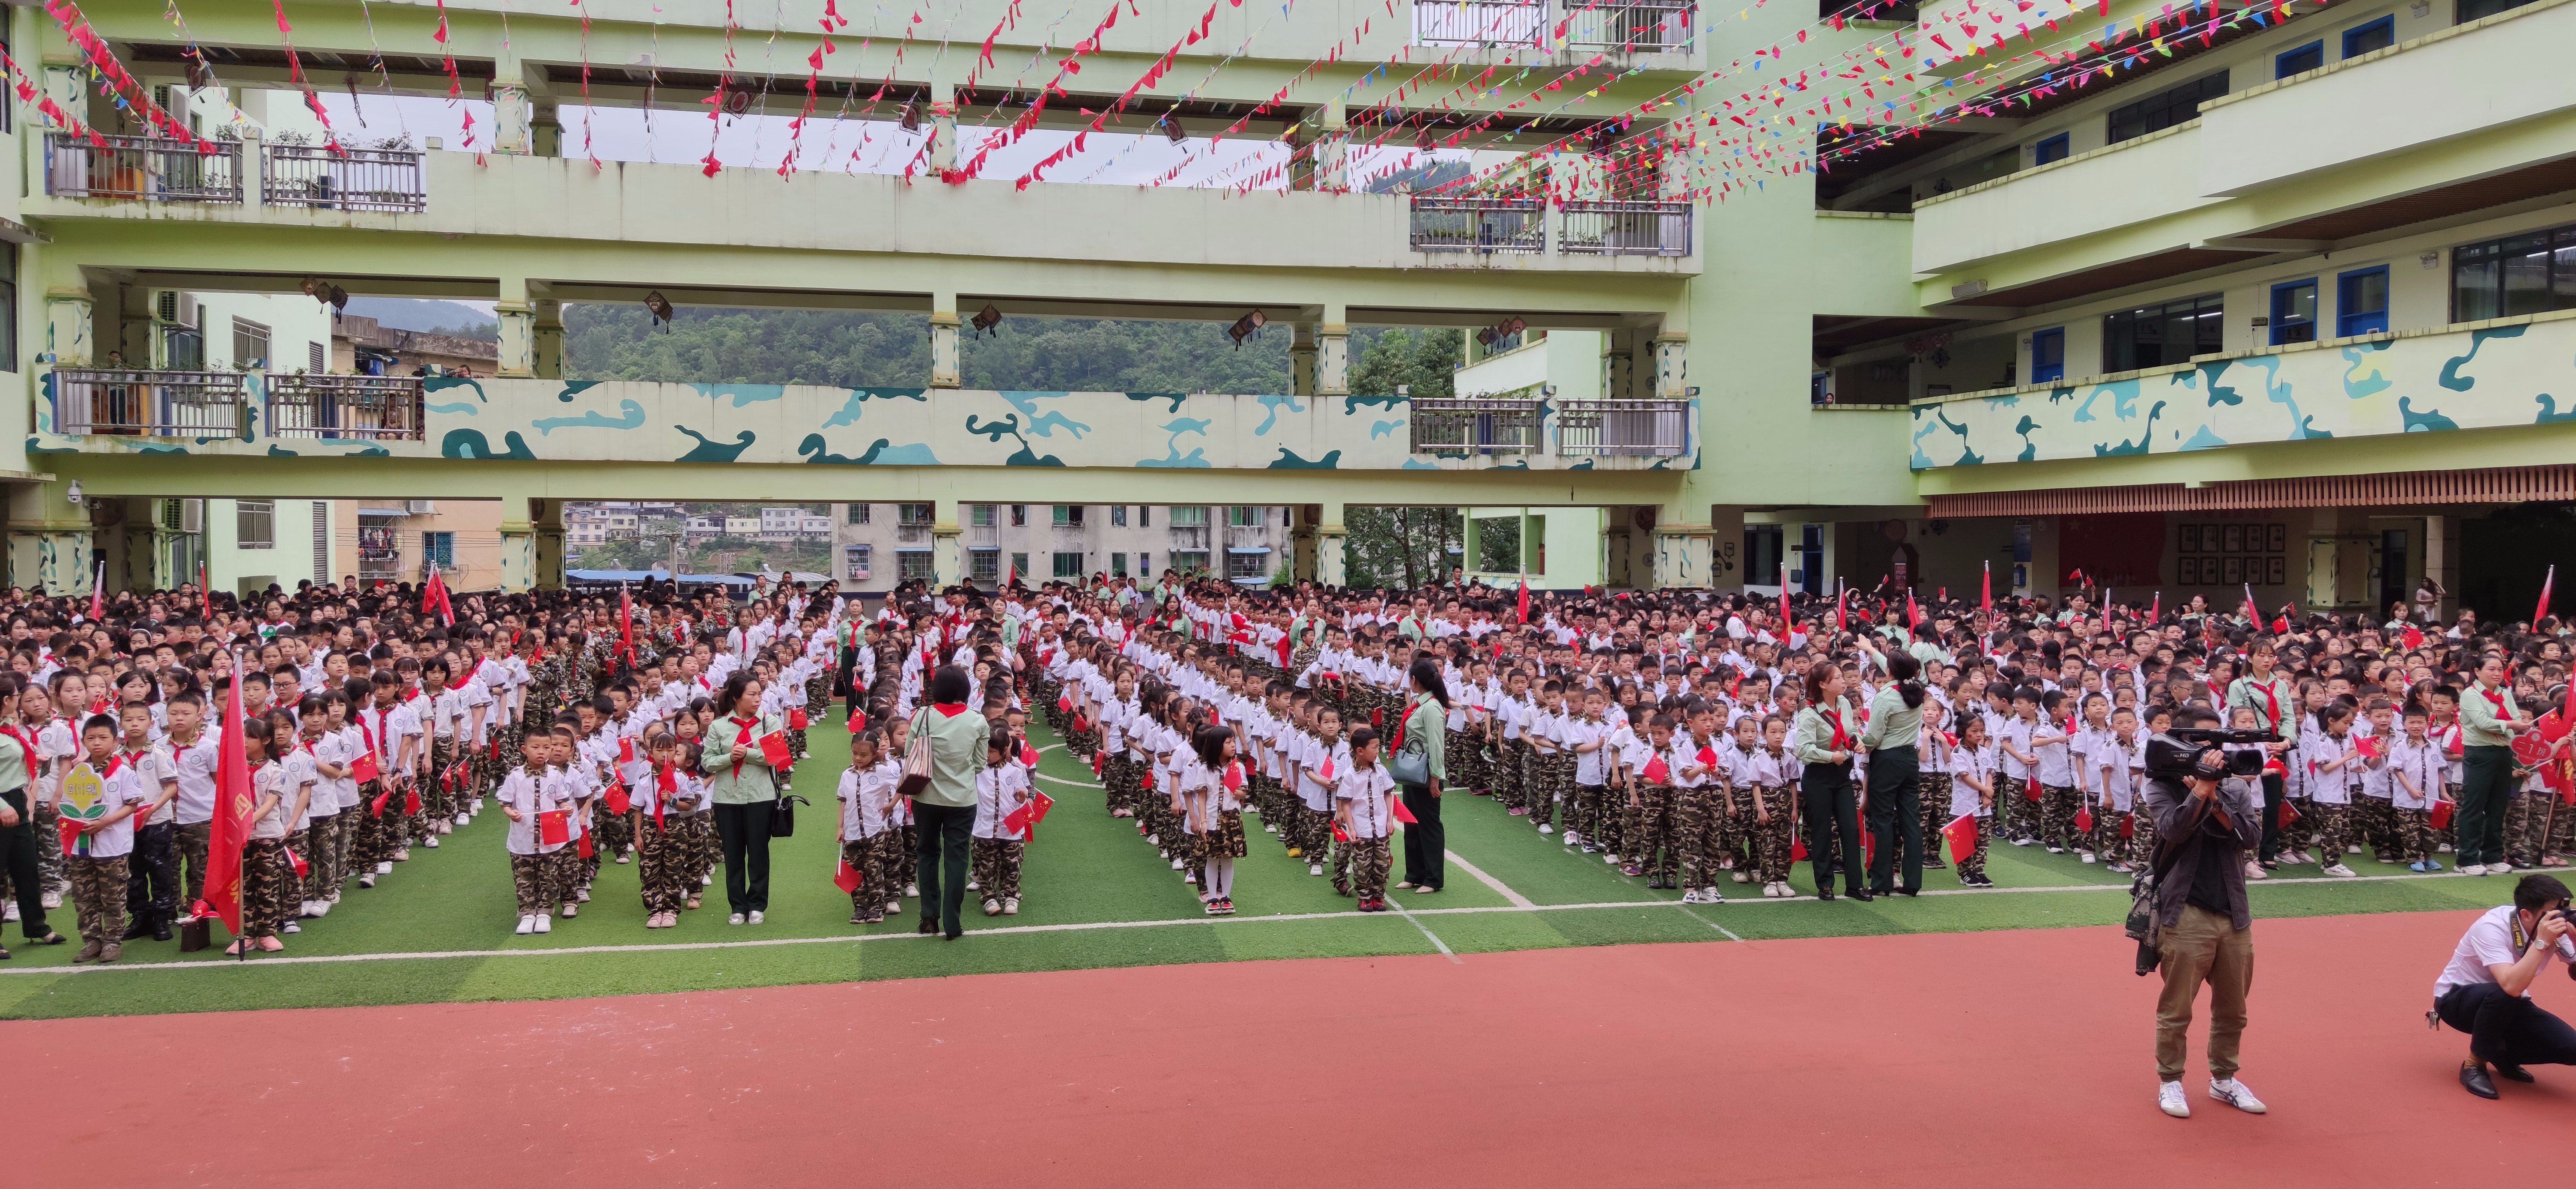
[13,910,2563,1188]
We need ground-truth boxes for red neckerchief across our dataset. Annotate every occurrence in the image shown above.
[2481,685,2510,717]
[400,686,420,703]
[932,702,967,717]
[101,752,129,780]
[653,759,677,828]
[1826,705,1851,752]
[730,715,760,779]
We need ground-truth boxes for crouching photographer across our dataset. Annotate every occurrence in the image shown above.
[2432,873,2576,1099]
[2138,707,2272,1120]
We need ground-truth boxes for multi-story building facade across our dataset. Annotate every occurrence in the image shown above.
[0,0,2562,617]
[831,503,1292,594]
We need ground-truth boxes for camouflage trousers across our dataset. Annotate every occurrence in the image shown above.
[2038,784,2081,851]
[839,833,900,920]
[1493,739,1531,813]
[2090,801,2135,867]
[2355,796,2398,861]
[67,854,129,945]
[2505,793,2572,866]
[638,817,692,914]
[1345,835,1392,901]
[1997,776,2036,842]
[1103,755,1142,816]
[1673,786,1720,887]
[2391,807,2435,865]
[1295,804,1336,866]
[509,850,572,916]
[1446,729,1486,794]
[1572,784,1612,852]
[1950,814,1991,883]
[2278,797,2317,859]
[303,813,346,899]
[1917,774,1954,868]
[684,813,721,888]
[1626,783,1677,884]
[971,838,1025,901]
[30,802,65,893]
[176,820,213,908]
[2307,802,2354,865]
[596,805,638,857]
[241,838,292,939]
[1738,786,1796,884]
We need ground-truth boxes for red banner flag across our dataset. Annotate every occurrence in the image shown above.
[1942,813,1979,865]
[2540,564,2558,626]
[1980,561,1992,613]
[1906,589,1920,630]
[86,560,104,623]
[199,652,255,937]
[1516,578,1530,625]
[619,583,635,667]
[834,858,864,893]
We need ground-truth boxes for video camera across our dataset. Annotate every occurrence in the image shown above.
[2144,727,2279,783]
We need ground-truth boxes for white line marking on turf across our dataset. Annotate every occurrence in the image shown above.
[2,867,2467,976]
[1443,851,1532,908]
[1383,896,1462,963]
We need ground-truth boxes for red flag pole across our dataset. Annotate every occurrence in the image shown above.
[86,559,105,623]
[1979,559,1992,613]
[2539,564,2557,627]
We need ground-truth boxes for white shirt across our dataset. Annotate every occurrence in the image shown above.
[2436,904,2576,998]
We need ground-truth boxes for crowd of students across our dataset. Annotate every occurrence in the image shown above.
[0,570,2566,961]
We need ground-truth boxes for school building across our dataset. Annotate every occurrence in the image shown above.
[2,0,2568,617]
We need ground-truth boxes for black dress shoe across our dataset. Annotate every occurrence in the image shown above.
[1895,888,1920,897]
[122,921,152,941]
[917,918,938,935]
[2462,1062,2500,1099]
[2495,1062,2535,1083]
[152,923,173,942]
[1848,888,1876,902]
[1817,890,1837,901]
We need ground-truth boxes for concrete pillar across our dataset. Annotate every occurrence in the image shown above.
[1290,324,1319,397]
[1461,515,1482,577]
[1316,501,1347,586]
[928,83,959,176]
[117,497,158,593]
[929,292,961,389]
[2424,514,2460,621]
[1602,328,1634,403]
[1649,512,1714,591]
[2305,507,2372,612]
[498,496,564,592]
[533,299,564,380]
[531,99,562,157]
[44,287,95,367]
[7,481,93,596]
[1315,100,1348,193]
[1654,332,1689,399]
[1318,316,1349,397]
[534,499,565,591]
[1628,331,1656,402]
[495,300,535,377]
[1706,505,1745,592]
[2014,517,2058,599]
[1290,503,1320,582]
[932,498,963,586]
[492,79,531,155]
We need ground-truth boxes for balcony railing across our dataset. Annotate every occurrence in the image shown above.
[1225,524,1270,550]
[1410,398,1543,453]
[1169,524,1212,551]
[49,368,250,437]
[1409,197,1544,254]
[261,144,428,212]
[1555,398,1690,456]
[965,522,999,548]
[894,523,933,545]
[45,133,242,203]
[1561,0,1694,51]
[1414,0,1546,46]
[265,374,427,440]
[1559,200,1693,256]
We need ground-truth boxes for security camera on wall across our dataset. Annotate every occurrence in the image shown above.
[65,481,82,508]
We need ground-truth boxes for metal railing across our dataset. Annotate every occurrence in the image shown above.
[965,523,999,549]
[894,523,933,545]
[1409,196,1545,254]
[45,133,242,203]
[49,368,250,436]
[1558,200,1693,256]
[1556,398,1691,456]
[1414,0,1546,45]
[265,374,427,440]
[1561,0,1695,51]
[1409,398,1543,453]
[261,144,428,212]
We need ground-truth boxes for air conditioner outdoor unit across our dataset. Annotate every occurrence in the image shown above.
[155,291,202,328]
[406,500,436,514]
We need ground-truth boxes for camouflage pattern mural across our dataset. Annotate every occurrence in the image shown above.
[32,379,1697,473]
[1908,313,2576,470]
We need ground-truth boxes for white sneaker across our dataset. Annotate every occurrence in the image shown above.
[515,915,535,935]
[456,813,472,828]
[39,891,60,909]
[1145,833,1160,846]
[1563,831,1580,847]
[2208,1077,2266,1114]
[615,854,630,864]
[1538,823,1555,834]
[2011,838,2036,847]
[966,879,981,891]
[1309,863,1324,876]
[2324,863,2358,878]
[1702,887,1724,903]
[282,922,301,934]
[576,887,590,903]
[2158,1081,2191,1118]
[377,861,394,875]
[1002,897,1019,915]
[2,902,17,922]
[1732,872,1751,884]
[394,848,410,862]
[309,899,329,917]
[1171,857,1185,870]
[727,912,746,925]
[887,900,903,913]
[1769,883,1789,898]
[702,873,714,887]
[1681,889,1703,904]
[2079,851,2096,864]
[561,904,578,917]
[2045,846,2064,854]
[300,900,319,918]
[2463,863,2488,875]
[358,873,377,888]
[422,836,439,849]
[1264,824,1278,833]
[747,910,763,925]
[1604,853,1619,865]
[2347,844,2362,855]
[533,914,552,934]
[904,884,919,897]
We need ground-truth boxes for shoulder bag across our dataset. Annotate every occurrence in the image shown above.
[897,710,936,799]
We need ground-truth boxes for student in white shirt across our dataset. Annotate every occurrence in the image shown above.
[62,713,151,962]
[228,716,291,956]
[497,726,578,935]
[835,729,901,926]
[1947,714,1998,888]
[969,729,1036,917]
[1333,727,1398,912]
[2390,708,2448,874]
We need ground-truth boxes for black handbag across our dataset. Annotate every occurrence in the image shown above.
[770,793,810,837]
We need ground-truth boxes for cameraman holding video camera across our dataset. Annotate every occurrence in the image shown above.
[2433,873,2576,1099]
[2142,706,2270,1120]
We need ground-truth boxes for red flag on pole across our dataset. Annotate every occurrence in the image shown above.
[2149,592,2160,624]
[2102,589,2113,638]
[1834,583,1848,633]
[1005,560,1018,589]
[2242,583,2261,628]
[619,583,636,668]
[1516,577,1530,625]
[1942,813,1979,865]
[2538,564,2556,626]
[1905,589,1920,630]
[195,651,254,937]
[200,560,213,621]
[1980,560,1992,612]
[86,560,105,623]
[834,858,865,893]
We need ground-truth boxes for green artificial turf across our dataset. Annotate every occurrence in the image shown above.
[0,709,2508,1019]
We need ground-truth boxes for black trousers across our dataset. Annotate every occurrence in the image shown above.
[1866,746,1923,894]
[2460,746,2516,869]
[2258,773,2285,864]
[1400,784,1443,890]
[0,789,50,938]
[126,820,180,928]
[913,801,973,938]
[712,801,775,914]
[2438,982,2576,1067]
[1802,762,1863,895]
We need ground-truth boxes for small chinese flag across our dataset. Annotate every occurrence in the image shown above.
[1941,813,1978,865]
[2276,800,2301,829]
[759,732,792,767]
[1642,754,1670,784]
[2430,799,2455,830]
[2074,806,2094,833]
[834,858,865,893]
[790,708,810,731]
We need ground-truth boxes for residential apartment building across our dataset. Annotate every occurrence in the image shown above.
[334,500,507,593]
[830,504,1291,594]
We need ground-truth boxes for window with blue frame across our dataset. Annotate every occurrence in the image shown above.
[2033,132,2070,165]
[2342,15,2394,57]
[2336,266,2391,337]
[2275,40,2324,77]
[2270,279,2320,345]
[2030,328,2066,383]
